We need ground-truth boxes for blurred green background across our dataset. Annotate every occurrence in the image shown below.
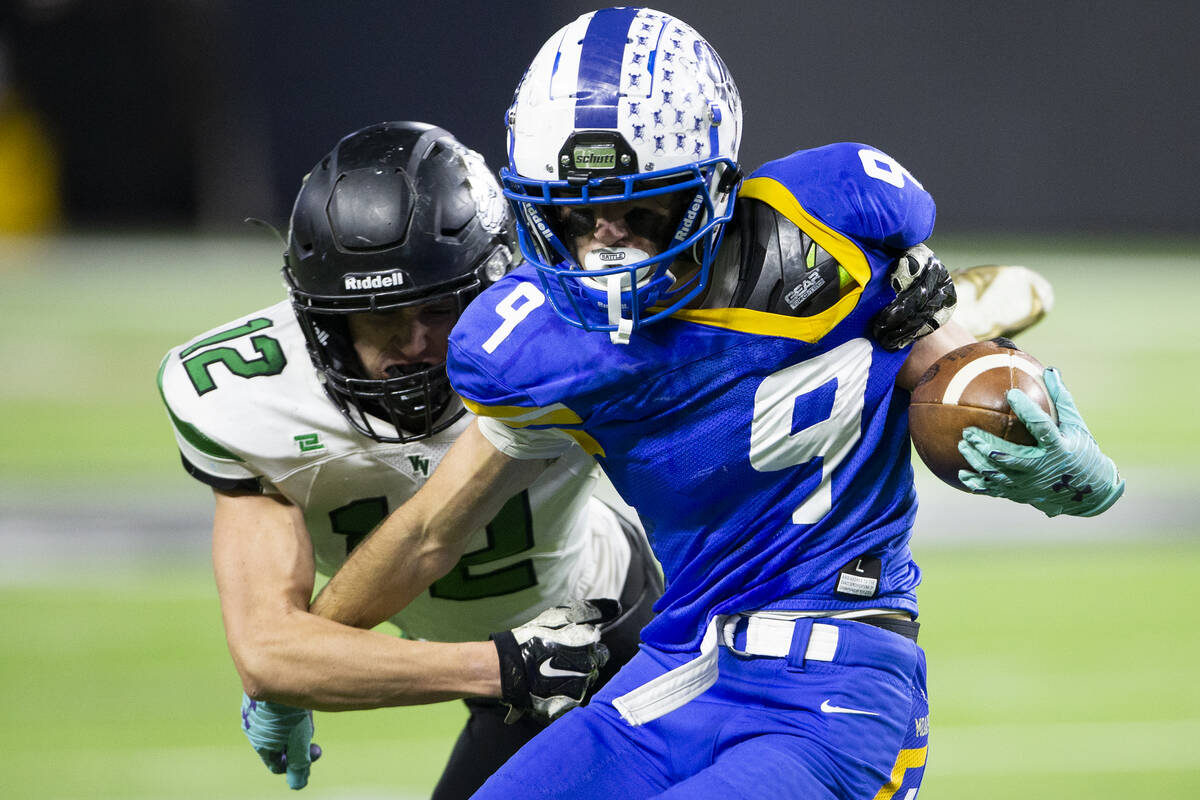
[2,232,1198,799]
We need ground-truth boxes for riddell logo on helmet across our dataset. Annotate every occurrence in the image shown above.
[573,145,617,170]
[343,271,406,291]
[672,195,704,242]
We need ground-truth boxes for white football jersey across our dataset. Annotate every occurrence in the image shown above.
[158,300,631,642]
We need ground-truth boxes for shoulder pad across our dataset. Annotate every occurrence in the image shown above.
[711,198,852,317]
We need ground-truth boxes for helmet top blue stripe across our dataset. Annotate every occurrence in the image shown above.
[574,7,640,130]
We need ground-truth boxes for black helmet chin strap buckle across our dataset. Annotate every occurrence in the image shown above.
[716,165,743,195]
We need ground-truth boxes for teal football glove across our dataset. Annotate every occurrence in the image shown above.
[241,693,321,790]
[957,367,1124,517]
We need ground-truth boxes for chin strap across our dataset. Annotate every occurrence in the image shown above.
[583,249,653,345]
[606,273,633,344]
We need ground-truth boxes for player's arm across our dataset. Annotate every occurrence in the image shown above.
[309,419,550,628]
[213,488,502,710]
[896,318,975,391]
[310,419,617,721]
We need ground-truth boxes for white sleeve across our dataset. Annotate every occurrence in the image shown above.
[475,415,575,460]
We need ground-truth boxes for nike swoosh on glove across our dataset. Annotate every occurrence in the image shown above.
[490,598,621,723]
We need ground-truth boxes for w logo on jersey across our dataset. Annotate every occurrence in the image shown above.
[408,455,431,477]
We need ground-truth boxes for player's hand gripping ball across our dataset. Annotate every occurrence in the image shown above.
[909,339,1055,490]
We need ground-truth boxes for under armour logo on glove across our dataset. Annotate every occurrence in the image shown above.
[1050,474,1094,503]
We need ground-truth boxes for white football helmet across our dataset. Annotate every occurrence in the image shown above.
[502,7,742,342]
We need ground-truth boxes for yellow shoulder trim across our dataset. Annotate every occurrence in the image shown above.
[688,175,869,342]
[562,429,606,458]
[670,306,841,342]
[739,176,872,289]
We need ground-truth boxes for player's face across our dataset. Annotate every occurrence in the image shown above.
[346,298,458,380]
[559,195,679,263]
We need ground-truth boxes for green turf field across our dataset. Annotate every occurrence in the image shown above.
[2,232,1197,797]
[2,544,1197,799]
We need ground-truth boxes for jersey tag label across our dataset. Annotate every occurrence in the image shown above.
[834,556,881,599]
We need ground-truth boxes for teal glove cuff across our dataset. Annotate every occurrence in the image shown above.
[240,693,321,790]
[956,367,1124,517]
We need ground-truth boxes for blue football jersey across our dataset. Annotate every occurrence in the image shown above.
[449,143,936,652]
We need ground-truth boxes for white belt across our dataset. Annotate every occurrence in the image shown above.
[612,612,841,726]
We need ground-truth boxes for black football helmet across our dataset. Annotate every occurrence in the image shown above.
[284,121,517,441]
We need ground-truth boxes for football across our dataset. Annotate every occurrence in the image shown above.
[909,339,1056,491]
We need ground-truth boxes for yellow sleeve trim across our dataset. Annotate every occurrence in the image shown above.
[676,176,869,343]
[562,429,606,458]
[670,305,843,342]
[461,398,605,457]
[461,398,582,427]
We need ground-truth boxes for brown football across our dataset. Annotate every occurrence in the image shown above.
[909,340,1057,491]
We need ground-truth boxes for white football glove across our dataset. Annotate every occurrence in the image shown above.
[490,599,620,723]
[951,264,1055,341]
[872,244,957,350]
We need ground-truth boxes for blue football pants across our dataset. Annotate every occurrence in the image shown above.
[472,618,929,799]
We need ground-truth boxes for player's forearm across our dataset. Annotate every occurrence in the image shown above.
[230,608,500,710]
[308,498,466,628]
[311,420,546,628]
[896,319,974,391]
[212,489,500,710]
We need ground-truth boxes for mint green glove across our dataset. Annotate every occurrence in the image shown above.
[241,693,321,790]
[957,367,1124,517]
